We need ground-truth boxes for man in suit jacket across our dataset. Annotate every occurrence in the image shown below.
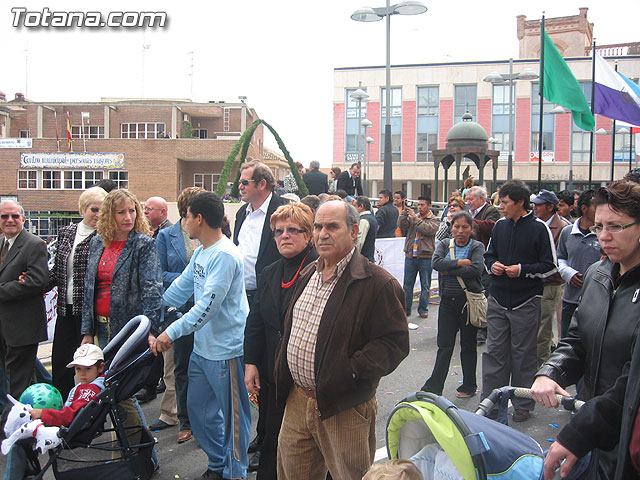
[336,163,363,196]
[0,200,49,398]
[465,186,501,222]
[233,160,287,467]
[302,161,328,196]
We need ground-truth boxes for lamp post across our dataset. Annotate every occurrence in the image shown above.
[366,136,375,196]
[361,118,373,195]
[349,87,369,169]
[352,0,428,191]
[487,136,499,191]
[483,59,538,181]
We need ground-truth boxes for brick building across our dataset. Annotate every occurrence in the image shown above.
[333,8,640,200]
[0,96,289,236]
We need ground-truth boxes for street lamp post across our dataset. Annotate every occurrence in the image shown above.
[366,136,375,196]
[350,87,369,170]
[352,0,427,191]
[483,59,538,181]
[361,118,373,195]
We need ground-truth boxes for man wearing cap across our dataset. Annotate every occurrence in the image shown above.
[531,189,570,367]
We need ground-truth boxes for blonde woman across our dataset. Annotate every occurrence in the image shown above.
[49,186,107,398]
[81,189,162,347]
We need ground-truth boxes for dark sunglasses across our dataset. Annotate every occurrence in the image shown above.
[240,179,257,186]
[274,227,305,238]
[89,207,100,213]
[0,214,21,220]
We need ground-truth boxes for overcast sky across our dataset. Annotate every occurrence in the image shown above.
[3,1,639,166]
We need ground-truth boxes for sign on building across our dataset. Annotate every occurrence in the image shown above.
[20,152,125,169]
[529,151,555,162]
[0,138,33,149]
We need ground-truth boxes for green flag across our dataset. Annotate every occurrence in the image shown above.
[542,31,595,131]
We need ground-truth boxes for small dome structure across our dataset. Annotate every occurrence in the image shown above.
[446,112,489,144]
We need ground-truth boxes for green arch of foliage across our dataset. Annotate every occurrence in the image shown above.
[214,119,308,198]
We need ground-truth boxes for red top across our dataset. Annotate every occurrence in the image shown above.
[95,241,126,317]
[630,408,640,471]
[41,380,103,427]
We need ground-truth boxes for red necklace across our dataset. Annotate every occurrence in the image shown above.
[281,251,310,289]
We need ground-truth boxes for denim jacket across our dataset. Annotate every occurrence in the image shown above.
[81,230,163,337]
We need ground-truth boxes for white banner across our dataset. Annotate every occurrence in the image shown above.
[20,152,125,169]
[0,138,32,149]
[44,288,57,343]
[373,237,437,290]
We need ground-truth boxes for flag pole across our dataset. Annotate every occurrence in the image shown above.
[53,110,60,152]
[588,39,596,189]
[537,13,545,191]
[610,62,618,183]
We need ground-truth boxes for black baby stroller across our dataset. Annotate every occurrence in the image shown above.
[30,315,157,480]
[386,387,585,480]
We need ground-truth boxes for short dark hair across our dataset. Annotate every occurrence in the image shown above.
[241,160,275,191]
[394,190,406,199]
[379,189,392,200]
[577,189,595,211]
[451,210,473,226]
[417,196,431,204]
[300,195,320,212]
[557,190,574,206]
[94,178,118,193]
[335,189,348,199]
[624,168,640,184]
[355,196,371,210]
[277,180,284,187]
[499,179,530,210]
[593,180,640,221]
[188,192,224,229]
[350,162,361,170]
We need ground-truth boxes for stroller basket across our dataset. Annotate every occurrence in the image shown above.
[387,390,545,480]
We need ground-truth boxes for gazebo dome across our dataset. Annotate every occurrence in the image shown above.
[446,112,489,143]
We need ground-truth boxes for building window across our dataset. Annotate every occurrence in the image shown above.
[615,131,633,162]
[454,85,477,123]
[108,171,128,189]
[194,173,220,191]
[491,84,514,152]
[61,170,104,189]
[121,123,166,139]
[192,129,208,139]
[18,170,38,189]
[71,126,105,139]
[345,88,368,163]
[381,87,402,162]
[83,170,104,188]
[416,86,439,162]
[420,183,432,199]
[531,83,555,152]
[571,82,593,163]
[19,130,30,138]
[42,171,62,189]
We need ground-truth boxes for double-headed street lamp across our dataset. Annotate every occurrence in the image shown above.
[361,118,373,195]
[483,59,538,181]
[349,88,369,170]
[352,0,428,191]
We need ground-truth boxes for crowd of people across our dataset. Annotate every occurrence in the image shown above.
[1,161,640,480]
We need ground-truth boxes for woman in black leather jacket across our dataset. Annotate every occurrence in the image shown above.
[531,180,640,479]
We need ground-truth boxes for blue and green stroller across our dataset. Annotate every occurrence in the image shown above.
[386,387,585,480]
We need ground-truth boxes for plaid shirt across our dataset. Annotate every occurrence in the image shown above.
[287,248,355,391]
[49,223,96,317]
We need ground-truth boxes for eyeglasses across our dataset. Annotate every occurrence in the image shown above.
[143,207,154,212]
[89,207,100,213]
[274,227,306,238]
[240,179,256,186]
[589,220,640,234]
[0,214,21,220]
[448,204,461,209]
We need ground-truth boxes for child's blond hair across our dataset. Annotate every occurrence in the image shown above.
[362,459,423,480]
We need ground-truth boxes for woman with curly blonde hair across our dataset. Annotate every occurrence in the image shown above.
[81,189,162,347]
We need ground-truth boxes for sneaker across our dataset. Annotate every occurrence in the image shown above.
[419,312,428,318]
[513,409,530,422]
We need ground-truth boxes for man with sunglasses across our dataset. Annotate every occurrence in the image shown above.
[233,159,287,470]
[0,200,49,398]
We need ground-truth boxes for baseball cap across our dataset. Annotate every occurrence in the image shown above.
[67,344,104,368]
[531,189,559,206]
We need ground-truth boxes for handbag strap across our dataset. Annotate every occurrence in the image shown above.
[449,238,468,292]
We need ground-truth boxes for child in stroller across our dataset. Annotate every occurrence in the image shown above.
[1,315,157,480]
[3,344,106,479]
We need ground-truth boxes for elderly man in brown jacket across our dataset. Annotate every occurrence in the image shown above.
[274,200,408,480]
[398,196,441,318]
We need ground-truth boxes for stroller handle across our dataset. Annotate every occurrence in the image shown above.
[476,386,584,417]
